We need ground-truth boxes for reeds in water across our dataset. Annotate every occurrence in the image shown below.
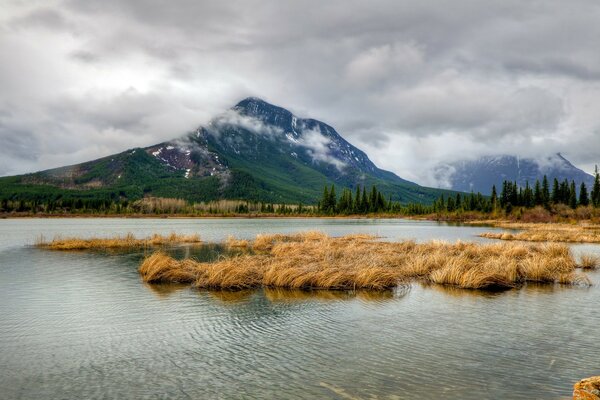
[579,254,600,270]
[224,236,250,249]
[139,232,590,291]
[480,223,600,243]
[36,232,201,250]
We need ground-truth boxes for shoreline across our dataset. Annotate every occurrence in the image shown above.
[0,212,456,221]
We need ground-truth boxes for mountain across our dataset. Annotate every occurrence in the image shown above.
[435,154,595,195]
[0,97,452,205]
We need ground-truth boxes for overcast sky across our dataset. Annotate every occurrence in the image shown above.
[1,0,600,186]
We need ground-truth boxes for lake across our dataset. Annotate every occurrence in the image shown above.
[1,218,599,399]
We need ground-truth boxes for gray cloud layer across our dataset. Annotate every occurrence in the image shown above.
[1,0,599,185]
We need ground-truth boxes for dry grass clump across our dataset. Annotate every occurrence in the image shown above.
[224,235,250,249]
[138,252,198,283]
[37,232,201,250]
[579,254,600,270]
[139,232,589,291]
[253,231,329,252]
[480,223,600,243]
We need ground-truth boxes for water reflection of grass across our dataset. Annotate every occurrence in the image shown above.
[208,289,254,304]
[422,280,593,299]
[264,287,407,303]
[140,232,593,291]
[148,286,409,303]
[144,282,189,298]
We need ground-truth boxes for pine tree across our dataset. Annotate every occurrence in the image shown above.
[556,179,565,204]
[510,182,519,206]
[491,185,498,210]
[500,181,508,208]
[533,180,542,206]
[376,192,386,212]
[542,175,550,207]
[436,195,445,213]
[361,187,368,213]
[446,196,455,212]
[524,181,533,208]
[592,166,600,208]
[369,186,378,212]
[579,182,589,206]
[321,185,329,212]
[551,178,560,204]
[328,185,337,213]
[569,181,577,209]
[469,192,476,211]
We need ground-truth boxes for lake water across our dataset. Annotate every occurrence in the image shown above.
[1,218,599,399]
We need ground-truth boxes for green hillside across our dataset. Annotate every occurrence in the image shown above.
[0,98,455,206]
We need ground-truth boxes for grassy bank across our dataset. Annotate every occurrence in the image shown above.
[139,232,592,291]
[36,233,202,250]
[479,223,600,244]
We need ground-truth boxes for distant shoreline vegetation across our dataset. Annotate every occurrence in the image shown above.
[1,169,599,220]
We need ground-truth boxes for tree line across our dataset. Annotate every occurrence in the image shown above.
[434,167,600,213]
[3,168,599,216]
[317,185,400,214]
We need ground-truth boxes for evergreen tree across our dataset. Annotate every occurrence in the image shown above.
[321,185,329,212]
[361,187,368,213]
[551,178,560,204]
[579,182,589,206]
[376,192,386,212]
[523,181,533,208]
[446,196,455,212]
[436,195,445,213]
[569,181,577,209]
[533,180,542,206]
[468,192,476,211]
[510,182,519,206]
[542,175,550,207]
[517,187,523,207]
[329,185,337,212]
[369,186,378,212]
[592,166,600,208]
[491,185,498,210]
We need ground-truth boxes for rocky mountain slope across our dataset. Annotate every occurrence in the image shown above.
[0,98,451,204]
[435,154,595,194]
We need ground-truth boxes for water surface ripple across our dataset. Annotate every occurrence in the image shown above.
[1,218,599,399]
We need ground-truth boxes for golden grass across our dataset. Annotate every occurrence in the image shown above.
[224,235,250,249]
[579,254,600,270]
[138,251,199,283]
[479,223,600,243]
[252,231,328,252]
[139,232,590,291]
[36,232,202,250]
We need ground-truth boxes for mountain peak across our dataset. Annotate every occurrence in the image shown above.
[234,96,268,108]
[232,96,294,127]
[435,153,594,194]
[0,97,440,205]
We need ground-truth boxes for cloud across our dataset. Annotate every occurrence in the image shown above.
[298,128,346,170]
[209,110,284,137]
[206,109,347,170]
[1,0,600,183]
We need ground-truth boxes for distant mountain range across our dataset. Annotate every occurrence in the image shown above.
[0,97,452,204]
[435,154,595,195]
